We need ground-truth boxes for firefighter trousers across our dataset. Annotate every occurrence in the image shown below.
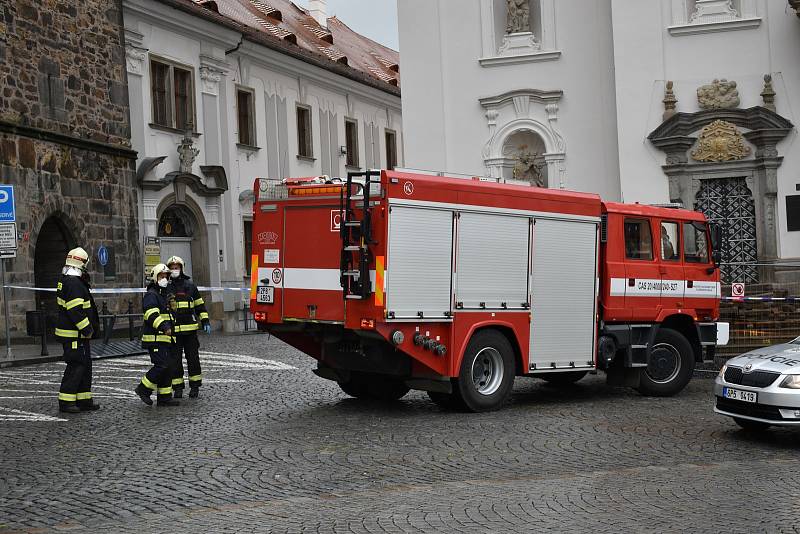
[138,345,176,401]
[172,334,202,390]
[58,341,93,407]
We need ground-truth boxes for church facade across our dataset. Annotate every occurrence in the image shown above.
[398,0,800,282]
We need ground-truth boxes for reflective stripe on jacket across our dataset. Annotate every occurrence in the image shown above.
[167,275,209,335]
[55,275,98,342]
[141,284,175,348]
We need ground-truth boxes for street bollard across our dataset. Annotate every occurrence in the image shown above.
[39,302,49,357]
[127,300,134,340]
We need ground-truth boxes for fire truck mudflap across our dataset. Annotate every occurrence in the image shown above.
[250,170,725,412]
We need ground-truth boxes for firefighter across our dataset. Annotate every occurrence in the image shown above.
[135,263,180,407]
[165,256,210,399]
[55,247,101,413]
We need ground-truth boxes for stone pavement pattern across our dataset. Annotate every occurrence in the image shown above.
[0,334,798,533]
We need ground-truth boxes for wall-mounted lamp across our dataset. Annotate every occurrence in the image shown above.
[339,146,347,156]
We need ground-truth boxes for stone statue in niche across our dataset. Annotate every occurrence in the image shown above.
[512,146,546,187]
[177,129,199,174]
[506,0,531,34]
[697,79,740,110]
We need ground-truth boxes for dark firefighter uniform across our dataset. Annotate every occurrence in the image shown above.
[135,268,179,406]
[55,264,100,412]
[167,269,209,397]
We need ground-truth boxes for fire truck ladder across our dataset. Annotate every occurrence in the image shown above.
[340,170,379,300]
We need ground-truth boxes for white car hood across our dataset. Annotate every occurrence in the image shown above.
[727,343,800,374]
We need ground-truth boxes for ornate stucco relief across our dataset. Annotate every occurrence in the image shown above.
[691,120,751,162]
[697,79,740,110]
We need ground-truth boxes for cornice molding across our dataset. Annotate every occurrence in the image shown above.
[0,120,137,159]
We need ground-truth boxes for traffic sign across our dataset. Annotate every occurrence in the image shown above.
[0,223,17,259]
[731,282,745,297]
[0,185,15,223]
[97,245,109,266]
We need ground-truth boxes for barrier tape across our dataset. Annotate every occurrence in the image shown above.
[721,296,800,302]
[2,285,249,294]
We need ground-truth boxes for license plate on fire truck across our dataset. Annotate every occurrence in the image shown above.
[723,387,757,403]
[256,286,274,304]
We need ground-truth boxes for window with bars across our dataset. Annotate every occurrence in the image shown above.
[296,105,313,158]
[150,58,195,131]
[385,129,398,170]
[345,118,359,167]
[237,88,256,146]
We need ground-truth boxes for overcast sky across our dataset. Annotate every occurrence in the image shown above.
[295,0,399,51]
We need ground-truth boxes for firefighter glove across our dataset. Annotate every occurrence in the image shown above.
[203,323,211,335]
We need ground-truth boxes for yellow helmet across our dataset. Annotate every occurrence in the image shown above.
[149,263,170,281]
[65,247,89,270]
[166,256,184,269]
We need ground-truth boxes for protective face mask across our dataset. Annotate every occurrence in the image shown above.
[158,278,169,288]
[170,269,180,279]
[63,267,83,277]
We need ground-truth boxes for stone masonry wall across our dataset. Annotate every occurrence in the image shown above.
[0,1,140,339]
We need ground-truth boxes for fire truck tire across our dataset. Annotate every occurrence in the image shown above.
[338,372,410,401]
[636,328,694,397]
[541,371,588,385]
[337,379,370,399]
[456,330,515,412]
[427,390,466,410]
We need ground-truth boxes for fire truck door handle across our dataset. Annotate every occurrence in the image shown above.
[628,278,635,287]
[687,280,694,288]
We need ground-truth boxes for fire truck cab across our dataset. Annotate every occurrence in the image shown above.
[250,170,726,412]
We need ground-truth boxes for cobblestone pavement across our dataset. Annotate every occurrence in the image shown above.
[0,333,799,533]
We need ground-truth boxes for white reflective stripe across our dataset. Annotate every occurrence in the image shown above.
[609,278,720,298]
[283,268,340,291]
[609,277,627,297]
[257,268,381,292]
[685,281,721,298]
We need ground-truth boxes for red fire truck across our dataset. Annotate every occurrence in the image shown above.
[249,170,727,412]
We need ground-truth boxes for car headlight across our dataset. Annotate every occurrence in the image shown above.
[718,363,728,378]
[780,375,800,389]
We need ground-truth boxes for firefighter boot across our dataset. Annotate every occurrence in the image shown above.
[135,384,153,406]
[188,387,199,398]
[78,402,101,412]
[59,402,81,414]
[173,388,183,399]
[157,398,180,407]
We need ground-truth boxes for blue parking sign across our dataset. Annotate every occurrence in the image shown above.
[0,185,14,223]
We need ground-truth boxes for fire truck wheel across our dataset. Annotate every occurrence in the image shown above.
[456,330,515,412]
[337,378,371,399]
[541,371,588,385]
[427,390,466,410]
[637,328,694,397]
[338,372,410,401]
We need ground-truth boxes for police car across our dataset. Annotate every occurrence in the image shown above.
[715,338,800,430]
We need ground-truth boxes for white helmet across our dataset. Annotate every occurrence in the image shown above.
[166,256,184,269]
[149,263,170,281]
[65,247,89,270]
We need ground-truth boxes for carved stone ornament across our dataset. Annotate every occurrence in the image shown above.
[125,45,147,75]
[663,81,677,121]
[200,66,223,95]
[506,0,531,34]
[691,120,751,162]
[177,132,199,173]
[761,74,776,112]
[697,79,740,110]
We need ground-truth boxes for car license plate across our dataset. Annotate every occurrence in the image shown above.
[723,387,757,403]
[256,286,274,304]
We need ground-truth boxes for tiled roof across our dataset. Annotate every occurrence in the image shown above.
[187,0,400,89]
